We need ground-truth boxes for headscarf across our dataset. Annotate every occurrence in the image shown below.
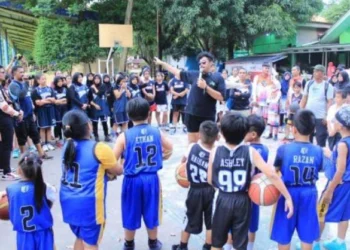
[280,72,291,97]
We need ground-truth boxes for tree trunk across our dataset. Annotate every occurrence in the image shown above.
[88,63,92,73]
[119,0,134,72]
[227,37,234,60]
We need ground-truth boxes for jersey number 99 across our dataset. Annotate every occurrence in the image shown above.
[218,170,247,192]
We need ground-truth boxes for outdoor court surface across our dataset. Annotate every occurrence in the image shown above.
[0,127,348,250]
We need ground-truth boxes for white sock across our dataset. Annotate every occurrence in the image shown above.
[247,242,254,250]
[337,237,344,244]
[223,244,232,250]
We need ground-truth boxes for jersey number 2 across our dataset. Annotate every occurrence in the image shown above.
[21,206,36,232]
[135,145,157,168]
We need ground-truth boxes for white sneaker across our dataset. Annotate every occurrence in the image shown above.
[47,144,55,151]
[1,172,20,181]
[42,144,49,152]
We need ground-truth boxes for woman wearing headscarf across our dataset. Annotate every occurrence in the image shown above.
[85,73,94,88]
[279,72,291,132]
[329,74,338,87]
[66,72,89,111]
[335,71,350,91]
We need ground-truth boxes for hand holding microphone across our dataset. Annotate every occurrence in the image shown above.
[197,69,207,95]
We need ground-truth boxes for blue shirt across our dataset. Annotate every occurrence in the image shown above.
[32,86,55,108]
[274,142,323,187]
[113,85,128,113]
[170,78,189,105]
[60,140,116,226]
[140,81,155,105]
[10,80,33,118]
[74,84,89,106]
[7,181,53,232]
[124,124,163,176]
[329,136,350,182]
[250,143,269,174]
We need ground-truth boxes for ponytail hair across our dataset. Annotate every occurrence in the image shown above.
[18,152,46,213]
[62,110,90,170]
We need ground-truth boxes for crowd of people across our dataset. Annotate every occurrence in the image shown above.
[0,51,349,250]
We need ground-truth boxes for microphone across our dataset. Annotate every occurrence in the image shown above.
[198,68,205,95]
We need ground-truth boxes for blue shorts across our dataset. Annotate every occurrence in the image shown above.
[271,186,319,245]
[323,181,350,222]
[69,223,105,246]
[122,174,162,230]
[249,203,259,233]
[114,112,128,125]
[16,228,54,250]
[37,106,56,128]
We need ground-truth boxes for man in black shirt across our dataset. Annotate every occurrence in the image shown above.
[154,52,225,143]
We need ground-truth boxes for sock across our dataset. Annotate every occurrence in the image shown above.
[149,238,157,245]
[203,243,211,250]
[180,242,188,248]
[223,244,232,250]
[125,239,134,247]
[247,242,254,250]
[336,238,345,244]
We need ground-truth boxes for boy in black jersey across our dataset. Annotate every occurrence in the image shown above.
[172,121,219,250]
[208,112,294,250]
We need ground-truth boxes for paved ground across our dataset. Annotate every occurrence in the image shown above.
[0,127,348,250]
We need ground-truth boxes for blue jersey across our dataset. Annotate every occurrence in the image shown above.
[124,124,163,176]
[274,142,323,186]
[33,86,55,108]
[330,136,350,181]
[74,84,89,105]
[250,143,269,174]
[60,140,116,226]
[113,85,128,113]
[7,181,53,232]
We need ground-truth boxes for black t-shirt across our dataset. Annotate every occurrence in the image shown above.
[180,71,225,118]
[170,78,189,105]
[140,80,155,105]
[154,81,169,105]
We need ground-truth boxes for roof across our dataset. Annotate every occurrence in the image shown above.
[284,43,350,54]
[311,15,331,24]
[226,53,287,65]
[320,9,350,44]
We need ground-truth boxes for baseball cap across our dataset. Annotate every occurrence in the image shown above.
[314,64,326,73]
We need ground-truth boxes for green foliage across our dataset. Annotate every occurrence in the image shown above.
[322,0,350,23]
[33,17,104,71]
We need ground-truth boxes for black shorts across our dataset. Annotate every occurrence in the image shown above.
[15,116,41,146]
[185,113,215,133]
[184,184,215,234]
[173,104,186,112]
[212,192,251,250]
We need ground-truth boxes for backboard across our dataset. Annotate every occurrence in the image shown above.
[99,24,133,48]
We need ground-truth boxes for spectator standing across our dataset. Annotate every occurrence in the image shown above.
[154,72,169,128]
[300,64,334,147]
[335,71,350,91]
[66,72,89,111]
[230,68,252,116]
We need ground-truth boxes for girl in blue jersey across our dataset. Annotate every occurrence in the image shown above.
[88,74,110,142]
[67,72,89,111]
[315,106,350,250]
[113,74,131,133]
[31,74,56,151]
[60,110,120,250]
[7,152,56,250]
[53,76,68,146]
[113,97,173,250]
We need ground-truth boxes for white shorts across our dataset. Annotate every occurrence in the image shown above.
[156,104,168,112]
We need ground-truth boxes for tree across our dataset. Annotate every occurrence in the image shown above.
[322,0,350,23]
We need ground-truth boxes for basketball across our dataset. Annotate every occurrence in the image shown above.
[249,173,280,206]
[0,194,9,220]
[175,163,189,188]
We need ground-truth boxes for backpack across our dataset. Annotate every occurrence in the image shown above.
[306,80,330,99]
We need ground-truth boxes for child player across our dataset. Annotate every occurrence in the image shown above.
[172,121,219,250]
[315,106,350,250]
[271,109,323,250]
[208,112,293,250]
[113,97,173,250]
[245,114,269,250]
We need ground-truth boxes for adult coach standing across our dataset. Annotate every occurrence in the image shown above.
[154,52,225,143]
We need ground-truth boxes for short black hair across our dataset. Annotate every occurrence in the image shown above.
[335,89,347,99]
[199,121,219,144]
[197,52,214,62]
[11,65,23,75]
[247,114,265,137]
[293,109,316,136]
[127,97,150,121]
[293,81,302,88]
[220,112,248,145]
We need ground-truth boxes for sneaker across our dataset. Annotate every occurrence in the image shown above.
[55,140,63,148]
[313,242,321,250]
[41,154,53,160]
[149,240,162,250]
[47,144,55,151]
[123,244,135,250]
[12,149,20,159]
[172,245,187,250]
[323,239,346,250]
[104,136,111,142]
[170,128,176,135]
[264,133,272,139]
[95,136,100,142]
[42,144,49,152]
[1,172,20,181]
[164,125,170,132]
[202,244,211,250]
[29,145,37,152]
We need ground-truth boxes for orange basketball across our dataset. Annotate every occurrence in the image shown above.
[249,173,280,206]
[175,163,189,188]
[0,194,9,220]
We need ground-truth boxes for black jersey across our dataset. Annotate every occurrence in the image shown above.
[186,143,210,184]
[212,144,252,193]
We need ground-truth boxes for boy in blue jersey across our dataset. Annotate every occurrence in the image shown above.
[7,152,56,250]
[114,97,173,250]
[208,112,293,250]
[172,121,219,250]
[59,110,121,250]
[315,106,350,250]
[271,109,323,250]
[245,114,269,250]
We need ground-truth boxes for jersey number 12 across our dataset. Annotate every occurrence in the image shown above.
[135,145,157,168]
